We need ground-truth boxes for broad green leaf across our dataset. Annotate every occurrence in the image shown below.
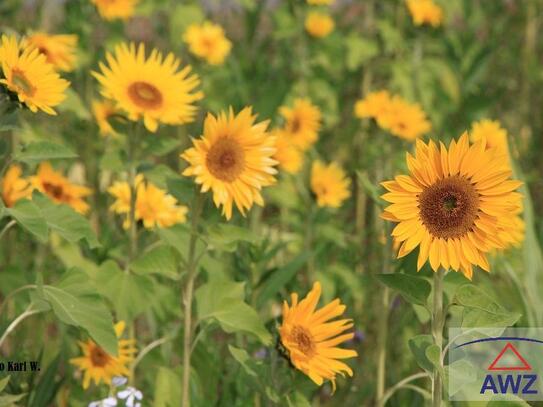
[143,137,181,156]
[142,164,182,190]
[461,308,521,328]
[196,279,271,344]
[131,245,179,279]
[158,224,205,260]
[425,344,441,368]
[5,199,48,242]
[14,141,77,164]
[0,393,27,406]
[408,335,434,373]
[376,273,431,306]
[444,359,477,397]
[41,268,117,355]
[206,223,259,252]
[287,391,311,407]
[345,35,378,71]
[154,367,182,407]
[228,345,257,377]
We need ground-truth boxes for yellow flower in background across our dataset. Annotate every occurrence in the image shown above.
[406,0,443,27]
[311,161,351,208]
[90,0,139,20]
[30,162,91,214]
[93,42,203,133]
[470,119,510,159]
[1,165,32,207]
[108,175,188,229]
[70,321,136,389]
[376,96,431,141]
[279,282,357,390]
[181,107,278,220]
[92,99,120,137]
[280,98,321,151]
[273,129,304,174]
[307,0,334,4]
[0,35,69,115]
[305,12,335,38]
[381,133,523,279]
[26,32,78,72]
[354,90,391,119]
[183,21,232,65]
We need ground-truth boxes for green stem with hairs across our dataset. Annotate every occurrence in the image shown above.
[431,269,445,407]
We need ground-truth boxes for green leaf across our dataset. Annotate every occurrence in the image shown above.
[56,88,90,119]
[154,367,182,407]
[287,391,311,407]
[41,268,118,355]
[0,377,9,393]
[0,393,27,406]
[345,35,378,71]
[425,344,441,368]
[14,141,77,164]
[228,345,258,377]
[408,335,434,373]
[376,273,431,306]
[5,199,48,242]
[131,245,179,279]
[158,224,205,260]
[206,223,259,252]
[143,137,181,156]
[196,279,271,344]
[28,355,62,407]
[169,5,204,46]
[444,359,477,397]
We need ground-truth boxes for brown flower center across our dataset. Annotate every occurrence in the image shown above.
[127,81,163,109]
[43,182,64,200]
[290,325,315,357]
[290,116,302,133]
[418,175,479,239]
[206,138,245,182]
[11,69,36,97]
[90,345,111,367]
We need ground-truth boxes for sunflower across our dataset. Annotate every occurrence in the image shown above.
[406,0,443,27]
[307,0,334,4]
[273,129,304,174]
[279,98,321,151]
[30,162,91,214]
[92,99,120,137]
[1,165,32,207]
[181,107,278,220]
[279,282,357,390]
[381,133,524,279]
[90,0,139,21]
[108,175,188,229]
[354,90,391,120]
[92,42,203,133]
[183,21,232,65]
[470,119,510,159]
[376,96,431,141]
[70,321,137,389]
[311,161,351,208]
[26,32,78,72]
[305,12,335,38]
[0,34,69,115]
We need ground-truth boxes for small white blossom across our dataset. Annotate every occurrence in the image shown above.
[88,397,117,407]
[112,376,128,387]
[117,386,143,407]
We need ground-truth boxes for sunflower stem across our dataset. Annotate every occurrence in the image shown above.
[0,304,42,348]
[0,220,16,241]
[431,269,445,407]
[181,192,204,407]
[375,286,390,407]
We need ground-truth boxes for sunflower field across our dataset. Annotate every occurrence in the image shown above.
[0,0,542,406]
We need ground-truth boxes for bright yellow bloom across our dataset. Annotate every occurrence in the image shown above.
[305,12,335,38]
[354,90,391,119]
[90,0,139,21]
[470,119,510,159]
[93,42,203,133]
[279,282,357,390]
[311,161,351,208]
[183,21,232,65]
[92,99,120,137]
[279,98,322,151]
[307,0,334,4]
[376,96,431,141]
[30,162,91,214]
[181,107,278,220]
[26,32,78,72]
[273,129,304,174]
[70,321,137,389]
[0,35,69,115]
[406,0,443,27]
[1,165,32,207]
[108,175,188,229]
[381,133,524,279]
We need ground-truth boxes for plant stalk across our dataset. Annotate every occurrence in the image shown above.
[432,269,445,407]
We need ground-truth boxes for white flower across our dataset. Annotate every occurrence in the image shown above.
[117,386,143,407]
[112,376,128,387]
[88,397,117,407]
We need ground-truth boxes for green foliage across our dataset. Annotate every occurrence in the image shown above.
[13,141,77,164]
[131,245,179,280]
[376,273,431,306]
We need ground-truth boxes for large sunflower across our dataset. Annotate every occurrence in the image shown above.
[70,321,136,389]
[90,0,139,21]
[1,165,32,207]
[381,133,523,279]
[181,107,278,220]
[92,42,203,133]
[26,32,78,72]
[279,98,322,151]
[279,282,357,390]
[0,34,69,115]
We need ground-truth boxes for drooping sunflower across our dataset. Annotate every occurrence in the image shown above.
[92,42,203,133]
[90,0,139,21]
[279,98,322,151]
[1,165,32,207]
[279,282,358,390]
[406,0,443,27]
[108,175,188,229]
[181,107,278,220]
[305,12,335,38]
[273,129,304,174]
[26,32,78,72]
[92,99,120,137]
[183,21,232,65]
[30,162,91,214]
[376,96,431,141]
[0,34,69,115]
[70,321,137,389]
[381,133,524,279]
[354,90,391,120]
[311,161,351,208]
[470,119,510,159]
